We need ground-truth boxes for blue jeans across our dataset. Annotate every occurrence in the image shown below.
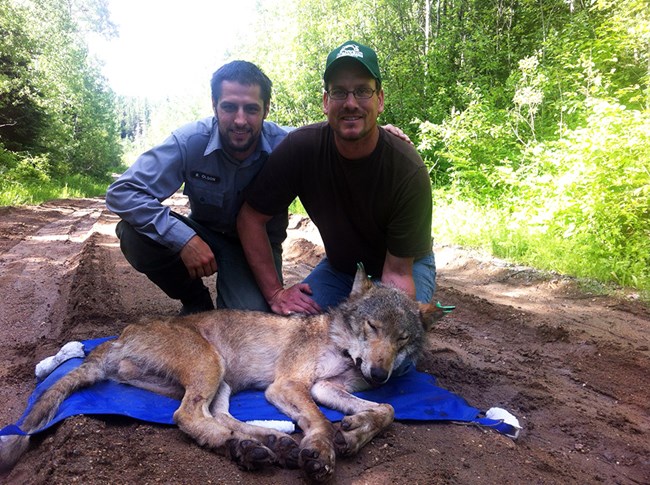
[303,252,437,310]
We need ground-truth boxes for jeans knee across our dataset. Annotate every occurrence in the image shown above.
[414,252,436,302]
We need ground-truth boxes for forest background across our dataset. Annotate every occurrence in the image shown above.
[1,0,648,297]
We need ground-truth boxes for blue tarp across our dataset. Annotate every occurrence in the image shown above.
[1,337,517,437]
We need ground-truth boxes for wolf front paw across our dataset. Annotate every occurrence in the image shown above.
[333,404,394,457]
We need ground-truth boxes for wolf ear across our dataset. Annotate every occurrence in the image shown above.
[418,302,446,331]
[350,262,373,296]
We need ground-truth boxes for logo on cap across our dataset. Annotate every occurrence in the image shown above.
[337,44,364,60]
[324,40,381,83]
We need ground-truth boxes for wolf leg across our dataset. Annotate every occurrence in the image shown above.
[174,378,280,470]
[204,383,299,469]
[311,380,394,457]
[113,322,280,471]
[266,378,336,483]
[211,414,299,468]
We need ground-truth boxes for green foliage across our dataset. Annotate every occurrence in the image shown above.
[0,143,110,205]
[507,99,650,288]
[411,0,649,293]
[0,0,122,181]
[9,155,52,183]
[289,198,306,216]
[0,0,47,151]
[116,94,212,167]
[417,85,519,192]
[431,96,650,293]
[589,0,649,109]
[0,174,110,206]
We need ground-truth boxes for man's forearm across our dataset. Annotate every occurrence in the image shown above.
[381,272,416,299]
[381,251,416,299]
[237,203,283,302]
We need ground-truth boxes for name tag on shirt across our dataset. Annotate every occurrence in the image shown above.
[192,171,220,183]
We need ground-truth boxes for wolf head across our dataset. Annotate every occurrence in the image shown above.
[330,266,445,386]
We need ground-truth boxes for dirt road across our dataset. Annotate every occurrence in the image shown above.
[0,198,648,484]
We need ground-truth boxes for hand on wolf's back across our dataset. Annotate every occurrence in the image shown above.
[270,284,322,316]
[180,235,218,279]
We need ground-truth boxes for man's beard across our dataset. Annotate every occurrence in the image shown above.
[220,127,256,155]
[335,111,370,141]
[225,136,255,153]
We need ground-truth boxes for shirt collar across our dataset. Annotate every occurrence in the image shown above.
[204,117,271,164]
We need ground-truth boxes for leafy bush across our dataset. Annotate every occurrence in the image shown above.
[507,98,650,288]
[431,96,650,294]
[417,85,519,195]
[8,154,52,182]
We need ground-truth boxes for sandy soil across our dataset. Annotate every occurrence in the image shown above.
[0,197,648,485]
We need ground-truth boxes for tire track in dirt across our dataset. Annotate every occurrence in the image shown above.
[0,199,107,425]
[0,200,105,346]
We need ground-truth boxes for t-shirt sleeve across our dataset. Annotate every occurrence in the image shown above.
[385,164,433,258]
[244,134,300,216]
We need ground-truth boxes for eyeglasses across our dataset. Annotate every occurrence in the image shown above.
[326,87,376,100]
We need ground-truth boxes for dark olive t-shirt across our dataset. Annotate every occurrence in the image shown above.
[245,122,432,278]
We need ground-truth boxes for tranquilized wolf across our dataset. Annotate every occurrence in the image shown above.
[0,266,444,483]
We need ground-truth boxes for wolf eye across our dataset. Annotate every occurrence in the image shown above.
[365,321,377,333]
[398,335,409,343]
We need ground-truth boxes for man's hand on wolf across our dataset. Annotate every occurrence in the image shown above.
[180,235,218,279]
[270,284,322,316]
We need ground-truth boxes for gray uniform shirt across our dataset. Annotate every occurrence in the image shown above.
[106,117,289,252]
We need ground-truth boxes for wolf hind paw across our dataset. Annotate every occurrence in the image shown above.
[224,438,276,471]
[263,434,300,468]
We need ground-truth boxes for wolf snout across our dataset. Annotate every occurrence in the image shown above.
[369,367,390,385]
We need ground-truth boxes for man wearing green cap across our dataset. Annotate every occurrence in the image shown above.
[238,41,436,317]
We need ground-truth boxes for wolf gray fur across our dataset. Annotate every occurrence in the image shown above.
[0,267,444,483]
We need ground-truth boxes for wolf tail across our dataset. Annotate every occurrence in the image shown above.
[0,341,112,471]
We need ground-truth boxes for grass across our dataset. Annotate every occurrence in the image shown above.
[431,188,650,300]
[0,175,111,206]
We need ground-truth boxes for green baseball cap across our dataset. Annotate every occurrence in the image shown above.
[323,40,381,84]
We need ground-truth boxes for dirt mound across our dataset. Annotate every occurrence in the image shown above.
[0,199,648,484]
